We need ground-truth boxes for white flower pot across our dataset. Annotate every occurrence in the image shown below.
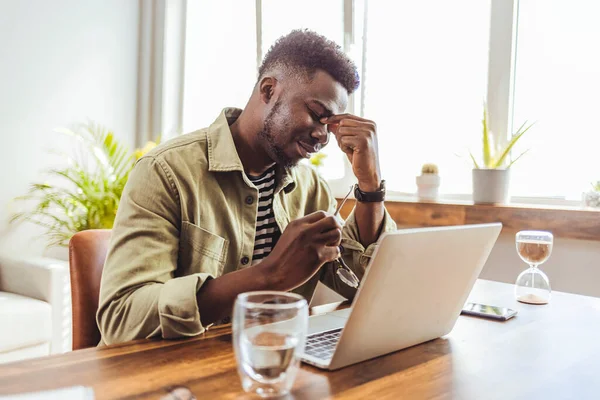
[582,191,600,208]
[416,174,440,200]
[472,169,510,204]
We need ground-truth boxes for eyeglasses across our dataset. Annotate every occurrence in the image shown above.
[333,186,360,288]
[336,247,360,288]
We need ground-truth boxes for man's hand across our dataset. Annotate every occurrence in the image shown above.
[263,211,342,291]
[195,211,341,326]
[321,114,381,192]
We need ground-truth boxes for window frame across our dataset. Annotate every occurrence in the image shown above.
[172,0,577,206]
[326,0,578,205]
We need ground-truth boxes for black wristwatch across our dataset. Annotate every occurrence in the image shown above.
[354,180,386,202]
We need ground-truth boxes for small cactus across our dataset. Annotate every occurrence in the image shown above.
[421,163,439,175]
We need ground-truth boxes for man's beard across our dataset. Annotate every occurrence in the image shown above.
[258,100,297,169]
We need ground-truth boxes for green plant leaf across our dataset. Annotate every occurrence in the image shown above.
[469,152,480,169]
[493,121,535,168]
[11,120,139,248]
[506,149,530,168]
[482,104,492,167]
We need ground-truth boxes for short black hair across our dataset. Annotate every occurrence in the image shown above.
[258,29,359,94]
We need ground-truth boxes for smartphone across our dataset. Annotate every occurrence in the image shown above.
[461,302,517,321]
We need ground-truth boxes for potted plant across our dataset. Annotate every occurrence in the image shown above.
[582,182,600,208]
[10,122,159,253]
[470,104,534,204]
[309,152,327,170]
[416,163,440,201]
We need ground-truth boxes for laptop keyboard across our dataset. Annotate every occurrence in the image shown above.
[304,328,342,360]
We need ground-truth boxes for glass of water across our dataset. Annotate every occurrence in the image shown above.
[233,291,308,398]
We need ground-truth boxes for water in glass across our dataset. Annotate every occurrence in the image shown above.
[233,292,308,398]
[241,331,299,382]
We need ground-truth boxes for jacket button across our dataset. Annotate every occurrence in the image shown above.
[241,256,250,265]
[222,316,231,324]
[245,196,254,205]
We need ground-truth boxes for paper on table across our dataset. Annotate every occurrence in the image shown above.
[0,386,95,400]
[309,281,347,314]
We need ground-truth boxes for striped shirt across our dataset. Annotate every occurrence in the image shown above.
[247,166,280,266]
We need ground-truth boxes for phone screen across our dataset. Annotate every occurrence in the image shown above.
[461,302,517,320]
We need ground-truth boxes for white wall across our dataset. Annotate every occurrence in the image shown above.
[480,232,600,298]
[0,0,139,257]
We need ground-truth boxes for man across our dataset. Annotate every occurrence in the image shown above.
[97,29,396,344]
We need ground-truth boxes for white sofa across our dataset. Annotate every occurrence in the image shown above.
[0,255,71,363]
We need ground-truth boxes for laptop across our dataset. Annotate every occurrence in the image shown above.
[301,222,502,370]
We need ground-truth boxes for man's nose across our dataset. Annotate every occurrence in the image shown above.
[311,124,330,146]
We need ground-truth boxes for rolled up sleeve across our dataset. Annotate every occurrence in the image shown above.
[158,273,212,339]
[97,156,211,345]
[313,175,397,299]
[321,206,397,300]
[339,207,397,271]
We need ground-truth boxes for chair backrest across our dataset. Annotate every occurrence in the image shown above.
[68,229,111,350]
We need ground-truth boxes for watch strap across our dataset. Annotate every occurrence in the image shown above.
[354,180,386,202]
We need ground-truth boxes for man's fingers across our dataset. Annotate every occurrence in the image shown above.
[338,136,365,154]
[316,228,343,247]
[335,126,374,137]
[322,114,370,135]
[326,119,361,135]
[327,123,340,135]
[307,214,342,235]
[328,118,368,128]
[334,135,353,155]
[297,210,329,224]
[318,245,342,264]
[320,114,371,124]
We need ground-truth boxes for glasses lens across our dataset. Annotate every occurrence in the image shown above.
[337,267,359,288]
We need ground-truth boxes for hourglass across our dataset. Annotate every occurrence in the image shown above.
[514,230,553,304]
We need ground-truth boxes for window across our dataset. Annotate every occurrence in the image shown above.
[180,0,596,204]
[510,0,600,200]
[261,0,344,54]
[182,0,256,133]
[363,1,491,195]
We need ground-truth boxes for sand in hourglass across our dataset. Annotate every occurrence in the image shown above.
[516,241,551,305]
[517,293,548,304]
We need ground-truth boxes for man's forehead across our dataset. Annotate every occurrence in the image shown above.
[295,70,348,113]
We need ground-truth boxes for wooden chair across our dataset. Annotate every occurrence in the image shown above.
[68,229,111,350]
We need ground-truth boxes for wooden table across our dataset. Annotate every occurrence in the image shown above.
[1,279,599,399]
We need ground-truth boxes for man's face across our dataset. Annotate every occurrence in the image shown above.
[258,70,348,168]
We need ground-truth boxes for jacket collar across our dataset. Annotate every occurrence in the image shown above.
[206,108,296,194]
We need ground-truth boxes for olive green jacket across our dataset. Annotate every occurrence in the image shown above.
[97,108,397,345]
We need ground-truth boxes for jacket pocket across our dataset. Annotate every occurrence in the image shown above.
[179,221,227,277]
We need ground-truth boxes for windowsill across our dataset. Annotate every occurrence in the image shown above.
[382,193,590,210]
[336,197,600,242]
